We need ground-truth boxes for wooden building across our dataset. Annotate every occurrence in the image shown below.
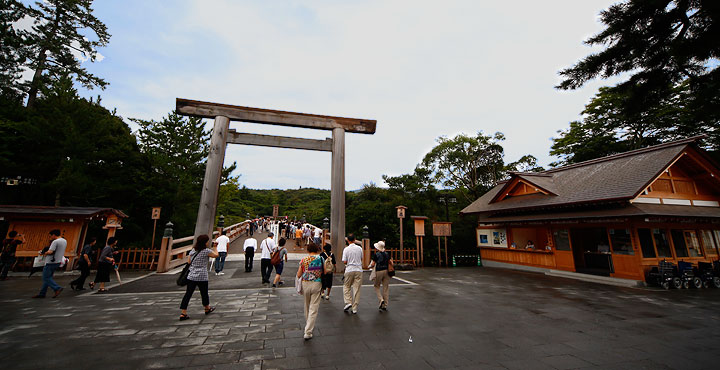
[460,137,720,282]
[0,206,127,270]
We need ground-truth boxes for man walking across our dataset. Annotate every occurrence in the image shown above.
[214,231,230,276]
[313,227,322,246]
[259,233,276,284]
[244,236,257,272]
[70,237,96,290]
[342,234,363,314]
[33,229,66,298]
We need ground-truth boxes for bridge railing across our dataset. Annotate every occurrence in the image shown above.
[156,220,250,273]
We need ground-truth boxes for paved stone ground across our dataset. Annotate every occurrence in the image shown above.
[1,265,720,369]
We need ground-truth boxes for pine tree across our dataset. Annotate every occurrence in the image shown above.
[0,0,27,101]
[23,0,110,107]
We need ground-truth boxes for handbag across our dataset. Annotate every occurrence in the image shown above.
[387,257,395,277]
[271,247,283,266]
[177,251,200,286]
[295,276,303,295]
[369,267,377,281]
[32,255,46,268]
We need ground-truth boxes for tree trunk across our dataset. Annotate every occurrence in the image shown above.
[25,51,47,108]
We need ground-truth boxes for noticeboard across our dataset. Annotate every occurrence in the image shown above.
[414,219,425,236]
[272,205,279,218]
[151,207,161,220]
[432,222,452,237]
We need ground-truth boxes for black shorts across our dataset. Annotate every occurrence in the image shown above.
[321,273,333,289]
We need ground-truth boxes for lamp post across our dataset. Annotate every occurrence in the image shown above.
[362,225,369,239]
[438,195,457,221]
[362,225,370,269]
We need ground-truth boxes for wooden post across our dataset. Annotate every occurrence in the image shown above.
[399,218,404,264]
[194,115,230,242]
[438,236,441,266]
[157,222,174,273]
[362,237,370,269]
[420,237,424,266]
[444,236,449,267]
[330,127,345,271]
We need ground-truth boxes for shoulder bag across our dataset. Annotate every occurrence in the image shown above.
[387,254,395,277]
[177,250,201,286]
[271,247,283,266]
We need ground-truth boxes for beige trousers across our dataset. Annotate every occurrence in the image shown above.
[302,281,322,336]
[343,271,363,311]
[373,270,390,306]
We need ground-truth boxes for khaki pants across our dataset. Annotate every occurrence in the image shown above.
[374,270,390,306]
[343,271,363,311]
[302,281,322,336]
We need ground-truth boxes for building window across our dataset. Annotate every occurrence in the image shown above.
[638,228,656,258]
[653,229,673,258]
[700,230,717,257]
[553,229,571,251]
[609,228,633,255]
[685,230,703,257]
[671,230,690,258]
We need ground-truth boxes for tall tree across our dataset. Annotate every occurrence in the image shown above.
[21,0,110,107]
[418,132,507,202]
[555,0,719,160]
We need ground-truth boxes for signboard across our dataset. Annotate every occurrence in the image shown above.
[412,216,427,236]
[272,204,279,218]
[476,228,507,248]
[151,207,161,220]
[396,205,407,219]
[432,222,452,237]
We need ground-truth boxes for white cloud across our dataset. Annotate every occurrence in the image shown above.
[84,0,619,190]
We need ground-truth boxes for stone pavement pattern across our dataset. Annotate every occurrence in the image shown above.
[1,266,720,369]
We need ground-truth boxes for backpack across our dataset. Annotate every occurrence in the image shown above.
[271,247,283,266]
[323,252,334,274]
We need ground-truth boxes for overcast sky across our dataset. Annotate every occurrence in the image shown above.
[72,0,619,190]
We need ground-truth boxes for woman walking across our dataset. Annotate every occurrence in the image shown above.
[94,237,118,293]
[368,241,392,311]
[179,234,218,320]
[296,242,324,340]
[319,243,335,300]
[272,238,288,288]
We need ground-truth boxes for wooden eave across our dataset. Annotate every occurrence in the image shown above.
[490,176,556,204]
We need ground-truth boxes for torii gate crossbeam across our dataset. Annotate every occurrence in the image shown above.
[176,98,377,269]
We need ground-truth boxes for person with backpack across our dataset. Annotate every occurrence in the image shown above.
[319,243,336,300]
[367,241,393,311]
[271,238,289,287]
[296,242,325,340]
[1,231,23,280]
[70,237,97,290]
[179,234,218,320]
[259,233,277,284]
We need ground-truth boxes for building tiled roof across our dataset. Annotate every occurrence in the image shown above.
[0,205,128,218]
[461,137,702,215]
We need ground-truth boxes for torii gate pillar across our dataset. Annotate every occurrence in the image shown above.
[194,115,230,240]
[330,127,345,268]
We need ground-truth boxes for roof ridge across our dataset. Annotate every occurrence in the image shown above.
[543,135,705,174]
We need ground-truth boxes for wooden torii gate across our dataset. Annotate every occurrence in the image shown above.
[176,98,376,268]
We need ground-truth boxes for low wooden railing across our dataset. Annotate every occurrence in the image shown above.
[156,220,248,273]
[385,248,418,265]
[117,248,161,270]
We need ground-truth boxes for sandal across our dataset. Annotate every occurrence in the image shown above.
[89,282,95,290]
[204,306,216,315]
[97,288,107,293]
[179,314,190,321]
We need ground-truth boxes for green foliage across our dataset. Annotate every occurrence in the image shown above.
[0,0,26,101]
[417,132,508,202]
[2,0,110,107]
[555,0,719,164]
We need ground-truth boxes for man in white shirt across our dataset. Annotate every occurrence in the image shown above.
[313,227,322,246]
[33,229,67,298]
[243,237,257,272]
[214,231,230,276]
[259,233,277,284]
[341,234,364,314]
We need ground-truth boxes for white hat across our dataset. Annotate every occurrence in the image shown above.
[373,241,385,251]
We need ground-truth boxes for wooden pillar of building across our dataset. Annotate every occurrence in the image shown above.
[331,127,346,271]
[194,115,230,242]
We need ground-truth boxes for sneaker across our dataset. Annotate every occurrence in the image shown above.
[218,272,225,276]
[321,294,325,299]
[325,295,330,301]
[343,304,352,312]
[352,309,358,314]
[379,301,384,310]
[215,272,220,276]
[272,284,276,288]
[278,281,284,285]
[303,334,313,340]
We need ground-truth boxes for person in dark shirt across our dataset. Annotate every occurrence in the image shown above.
[70,237,97,290]
[319,243,336,300]
[1,231,24,280]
